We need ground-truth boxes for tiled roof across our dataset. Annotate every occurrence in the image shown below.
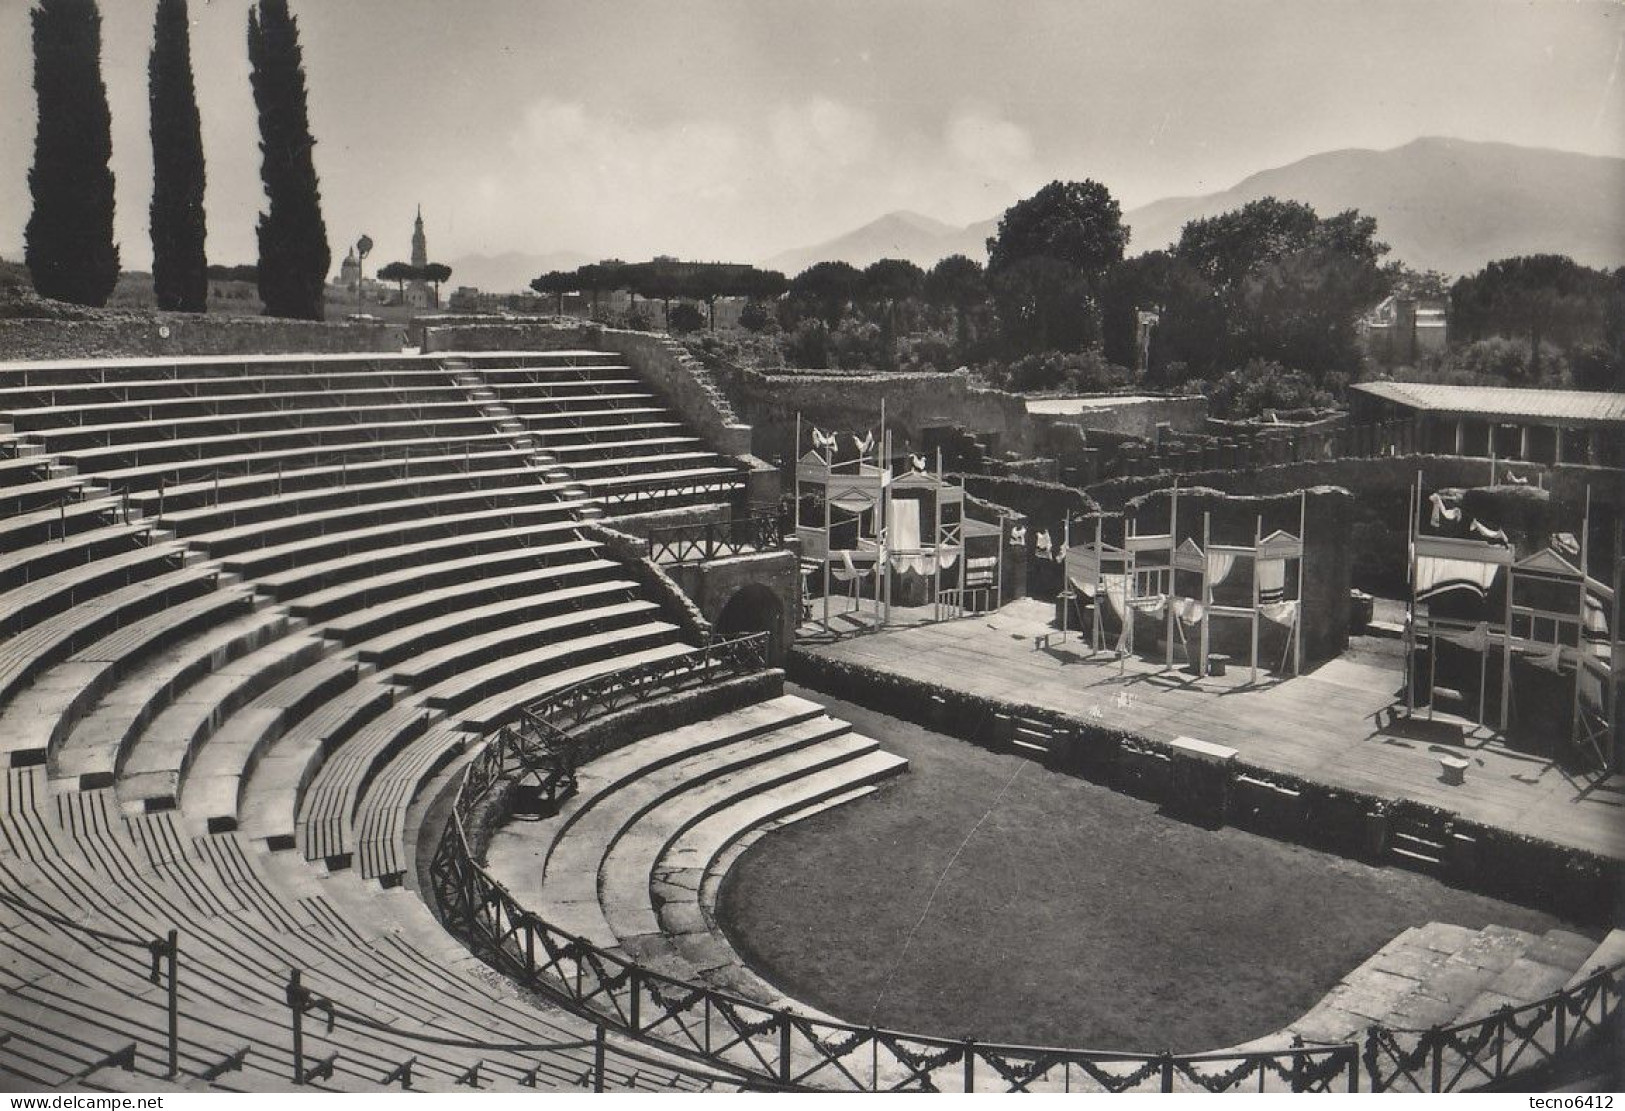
[1350,382,1625,427]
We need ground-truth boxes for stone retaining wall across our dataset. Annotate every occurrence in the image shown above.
[788,651,1620,927]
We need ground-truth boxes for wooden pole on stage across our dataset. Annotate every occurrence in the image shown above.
[1408,470,1420,718]
[1611,518,1622,770]
[1200,512,1211,676]
[1294,489,1305,676]
[1060,516,1072,643]
[933,447,943,619]
[1167,484,1178,668]
[1094,516,1104,653]
[1572,486,1591,752]
[1251,513,1261,684]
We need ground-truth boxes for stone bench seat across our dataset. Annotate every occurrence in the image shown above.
[545,434,702,459]
[352,723,470,882]
[2,383,472,432]
[351,570,633,667]
[449,634,694,735]
[552,449,728,476]
[533,716,867,947]
[290,541,607,626]
[93,432,524,494]
[0,541,186,639]
[124,446,524,515]
[604,746,904,963]
[239,677,398,848]
[300,699,439,866]
[188,483,570,558]
[180,653,364,833]
[0,563,229,729]
[0,474,97,517]
[28,399,486,451]
[117,632,331,811]
[0,495,121,552]
[0,454,52,488]
[256,525,589,608]
[52,606,291,788]
[388,598,661,691]
[57,415,501,471]
[218,502,589,579]
[0,366,498,409]
[505,391,659,414]
[159,465,544,538]
[419,619,681,718]
[0,522,161,593]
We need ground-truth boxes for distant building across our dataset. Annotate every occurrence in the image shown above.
[1349,381,1625,467]
[1358,295,1448,366]
[403,206,435,310]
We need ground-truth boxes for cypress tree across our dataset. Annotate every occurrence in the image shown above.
[248,0,330,320]
[150,0,208,313]
[25,0,120,307]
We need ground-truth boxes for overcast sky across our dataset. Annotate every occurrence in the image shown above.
[1,0,1621,270]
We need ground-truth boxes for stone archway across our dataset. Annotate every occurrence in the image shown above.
[715,583,786,665]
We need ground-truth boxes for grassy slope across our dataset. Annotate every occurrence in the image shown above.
[716,683,1580,1054]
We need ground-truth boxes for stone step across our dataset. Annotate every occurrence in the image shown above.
[603,735,898,952]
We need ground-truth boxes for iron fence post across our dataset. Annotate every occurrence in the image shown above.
[287,969,305,1085]
[778,1010,792,1086]
[165,929,178,1079]
[963,1039,974,1092]
[1160,1051,1174,1093]
[594,1024,606,1093]
[628,965,641,1032]
[1429,1026,1443,1092]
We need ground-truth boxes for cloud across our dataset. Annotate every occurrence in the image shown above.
[463,96,1043,263]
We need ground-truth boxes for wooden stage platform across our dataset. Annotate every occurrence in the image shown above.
[797,598,1625,862]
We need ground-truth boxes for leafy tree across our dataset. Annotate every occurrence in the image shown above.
[530,270,574,314]
[1171,197,1389,379]
[985,181,1127,354]
[924,254,989,356]
[986,180,1129,276]
[249,0,330,320]
[1203,358,1334,420]
[988,255,1099,354]
[668,302,705,334]
[738,299,775,333]
[1450,255,1613,379]
[421,262,452,302]
[1098,250,1224,383]
[206,263,258,282]
[377,261,415,296]
[149,0,207,313]
[26,0,119,307]
[787,261,862,327]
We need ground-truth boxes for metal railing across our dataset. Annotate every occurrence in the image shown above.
[426,635,1396,1093]
[645,514,783,565]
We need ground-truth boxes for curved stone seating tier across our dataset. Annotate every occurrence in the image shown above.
[1,384,474,433]
[0,474,99,518]
[419,620,682,720]
[55,415,503,472]
[0,564,234,744]
[26,400,493,454]
[483,695,907,995]
[116,632,332,811]
[213,502,589,579]
[252,523,588,608]
[50,605,293,789]
[455,640,698,737]
[0,495,125,553]
[288,544,610,628]
[158,465,547,539]
[178,653,364,834]
[95,433,528,496]
[124,446,525,516]
[354,575,637,670]
[0,770,710,1091]
[0,541,187,638]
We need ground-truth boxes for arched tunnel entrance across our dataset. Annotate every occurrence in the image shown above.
[715,583,786,665]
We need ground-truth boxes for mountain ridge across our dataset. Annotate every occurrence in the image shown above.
[759,137,1625,278]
